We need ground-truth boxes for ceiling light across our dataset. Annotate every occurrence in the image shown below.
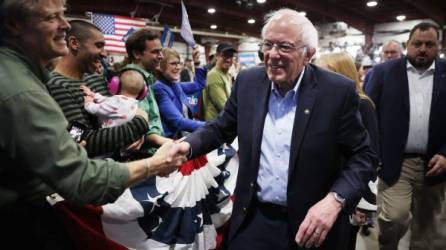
[366,1,378,7]
[299,11,307,16]
[210,24,217,30]
[257,0,266,3]
[247,18,256,24]
[207,8,216,14]
[396,15,406,21]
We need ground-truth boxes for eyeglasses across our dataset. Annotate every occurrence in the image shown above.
[168,61,181,67]
[259,40,306,54]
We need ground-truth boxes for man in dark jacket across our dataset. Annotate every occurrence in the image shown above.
[368,22,446,250]
[172,8,375,250]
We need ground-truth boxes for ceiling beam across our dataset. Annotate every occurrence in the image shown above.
[282,0,375,36]
[404,0,445,26]
[67,0,261,37]
[160,0,263,20]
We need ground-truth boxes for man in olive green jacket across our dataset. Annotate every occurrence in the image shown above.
[0,0,187,248]
[202,43,237,121]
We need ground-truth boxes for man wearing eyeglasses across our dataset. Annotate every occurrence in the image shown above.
[172,8,375,250]
[202,43,237,121]
[368,22,446,250]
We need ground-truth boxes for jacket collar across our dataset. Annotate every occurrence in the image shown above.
[0,46,49,83]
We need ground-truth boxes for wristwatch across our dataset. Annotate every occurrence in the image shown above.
[332,192,346,208]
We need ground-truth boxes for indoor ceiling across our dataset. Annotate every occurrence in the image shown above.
[67,0,446,39]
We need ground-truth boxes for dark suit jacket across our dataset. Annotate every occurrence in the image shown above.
[367,57,446,186]
[185,64,375,249]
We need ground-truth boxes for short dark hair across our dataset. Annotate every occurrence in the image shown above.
[125,28,159,62]
[409,22,439,41]
[67,20,101,43]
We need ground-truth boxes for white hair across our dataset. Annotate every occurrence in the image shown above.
[382,39,403,53]
[261,8,318,50]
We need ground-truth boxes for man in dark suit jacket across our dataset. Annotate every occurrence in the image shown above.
[367,22,446,250]
[172,8,375,250]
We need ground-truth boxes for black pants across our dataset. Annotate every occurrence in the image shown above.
[228,201,296,250]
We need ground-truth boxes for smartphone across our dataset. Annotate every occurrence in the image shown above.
[67,121,88,143]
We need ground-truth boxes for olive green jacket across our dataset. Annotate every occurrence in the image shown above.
[0,46,129,211]
[202,67,233,121]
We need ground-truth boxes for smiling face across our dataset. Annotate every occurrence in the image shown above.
[407,27,438,70]
[216,52,234,73]
[137,39,164,72]
[19,0,70,65]
[77,28,106,74]
[162,55,181,82]
[263,16,313,88]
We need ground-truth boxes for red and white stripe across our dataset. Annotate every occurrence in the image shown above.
[104,16,146,54]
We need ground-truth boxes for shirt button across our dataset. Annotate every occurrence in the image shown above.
[276,176,280,180]
[250,182,254,187]
[243,206,247,213]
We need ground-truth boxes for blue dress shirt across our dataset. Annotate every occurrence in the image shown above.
[256,69,305,206]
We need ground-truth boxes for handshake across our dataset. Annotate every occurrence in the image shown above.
[145,139,191,177]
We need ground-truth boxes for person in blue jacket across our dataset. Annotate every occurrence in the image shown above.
[153,48,207,139]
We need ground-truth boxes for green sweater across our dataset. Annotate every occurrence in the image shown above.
[124,64,164,156]
[0,46,129,210]
[202,67,233,121]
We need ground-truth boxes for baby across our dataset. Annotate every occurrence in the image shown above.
[81,70,148,128]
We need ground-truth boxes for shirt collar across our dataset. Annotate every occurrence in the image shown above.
[407,59,435,75]
[271,66,305,99]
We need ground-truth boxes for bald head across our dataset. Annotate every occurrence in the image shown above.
[119,70,145,99]
[382,40,403,62]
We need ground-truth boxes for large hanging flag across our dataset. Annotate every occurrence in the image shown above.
[180,1,196,48]
[92,13,146,54]
[160,25,175,48]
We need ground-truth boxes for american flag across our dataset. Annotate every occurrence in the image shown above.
[92,13,147,54]
[48,144,239,250]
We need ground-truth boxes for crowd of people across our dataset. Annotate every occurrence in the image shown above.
[0,0,445,250]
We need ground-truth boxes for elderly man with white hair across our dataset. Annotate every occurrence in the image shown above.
[172,8,376,250]
[363,40,403,91]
